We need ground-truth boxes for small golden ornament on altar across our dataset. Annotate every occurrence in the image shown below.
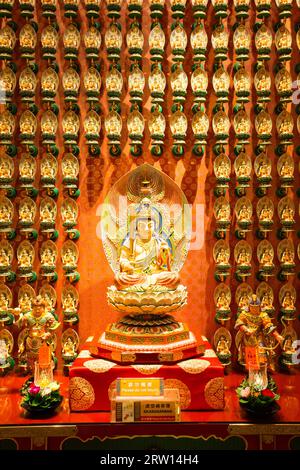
[62,153,79,188]
[170,110,187,151]
[257,240,274,278]
[84,67,101,102]
[233,24,250,60]
[62,67,80,102]
[18,284,35,314]
[128,66,145,102]
[277,239,295,276]
[279,284,296,321]
[149,110,166,145]
[191,66,208,103]
[19,23,36,59]
[19,66,37,102]
[254,152,272,188]
[104,110,122,144]
[254,66,271,102]
[0,240,13,276]
[234,151,251,188]
[19,110,37,145]
[62,286,79,324]
[275,24,292,61]
[0,110,14,145]
[18,197,36,229]
[61,240,79,277]
[41,154,58,188]
[233,0,250,17]
[17,240,35,276]
[211,0,227,16]
[233,109,250,143]
[214,284,231,322]
[0,25,16,60]
[0,66,16,102]
[256,196,274,232]
[211,25,229,61]
[84,110,101,145]
[40,196,57,232]
[84,25,102,59]
[0,154,14,187]
[213,239,231,281]
[278,196,295,230]
[127,109,144,145]
[41,67,59,102]
[214,327,232,366]
[19,154,36,187]
[255,109,272,142]
[234,68,250,103]
[212,67,230,102]
[214,196,230,234]
[255,24,272,60]
[214,153,231,188]
[170,66,188,102]
[0,196,13,229]
[40,240,57,275]
[0,285,13,325]
[276,109,294,144]
[234,240,252,279]
[212,110,230,143]
[149,23,165,61]
[106,67,123,101]
[192,111,209,145]
[190,23,208,61]
[41,110,58,145]
[62,111,80,145]
[126,23,144,61]
[235,197,253,232]
[170,23,187,61]
[63,23,81,60]
[61,197,78,230]
[278,153,294,187]
[62,328,79,364]
[148,66,166,103]
[41,25,59,60]
[105,23,122,60]
[275,68,292,102]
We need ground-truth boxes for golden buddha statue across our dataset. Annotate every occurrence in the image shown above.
[95,164,201,363]
[281,205,294,223]
[281,291,295,311]
[238,204,251,222]
[260,247,274,267]
[216,291,230,311]
[62,337,76,357]
[259,205,272,221]
[280,247,294,265]
[216,335,231,357]
[235,294,284,368]
[237,248,251,266]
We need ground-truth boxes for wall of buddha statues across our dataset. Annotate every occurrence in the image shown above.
[0,0,299,373]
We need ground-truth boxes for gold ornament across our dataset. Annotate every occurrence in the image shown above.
[41,110,58,144]
[104,110,122,141]
[0,65,16,101]
[190,23,208,61]
[275,67,292,101]
[212,110,230,142]
[62,111,80,144]
[255,109,272,141]
[62,67,80,101]
[19,110,37,144]
[213,67,230,101]
[148,66,166,102]
[149,23,165,61]
[19,66,37,100]
[63,23,81,59]
[84,110,101,144]
[234,68,251,102]
[41,67,59,101]
[69,377,95,411]
[105,23,122,60]
[211,25,229,60]
[0,110,14,144]
[0,25,16,60]
[275,24,292,60]
[233,24,251,59]
[254,66,271,101]
[84,67,102,101]
[41,25,59,59]
[276,109,294,143]
[19,23,36,58]
[84,25,102,59]
[191,66,208,102]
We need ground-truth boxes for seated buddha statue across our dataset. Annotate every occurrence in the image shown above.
[115,197,179,291]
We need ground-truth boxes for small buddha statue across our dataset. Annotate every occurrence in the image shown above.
[280,248,294,265]
[260,248,274,267]
[216,335,231,357]
[259,206,272,222]
[260,292,274,312]
[216,248,229,265]
[257,161,270,178]
[281,291,295,311]
[62,337,76,357]
[216,205,229,221]
[281,205,294,223]
[216,292,230,311]
[238,204,251,222]
[237,248,251,266]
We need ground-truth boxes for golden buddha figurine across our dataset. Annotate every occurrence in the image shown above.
[280,205,294,223]
[237,248,251,266]
[260,247,274,267]
[96,164,201,363]
[260,291,274,313]
[235,294,284,368]
[281,291,295,311]
[280,247,294,265]
[216,291,230,311]
[62,336,76,357]
[216,335,231,357]
[16,295,60,370]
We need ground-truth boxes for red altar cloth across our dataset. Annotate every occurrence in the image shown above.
[69,337,225,412]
